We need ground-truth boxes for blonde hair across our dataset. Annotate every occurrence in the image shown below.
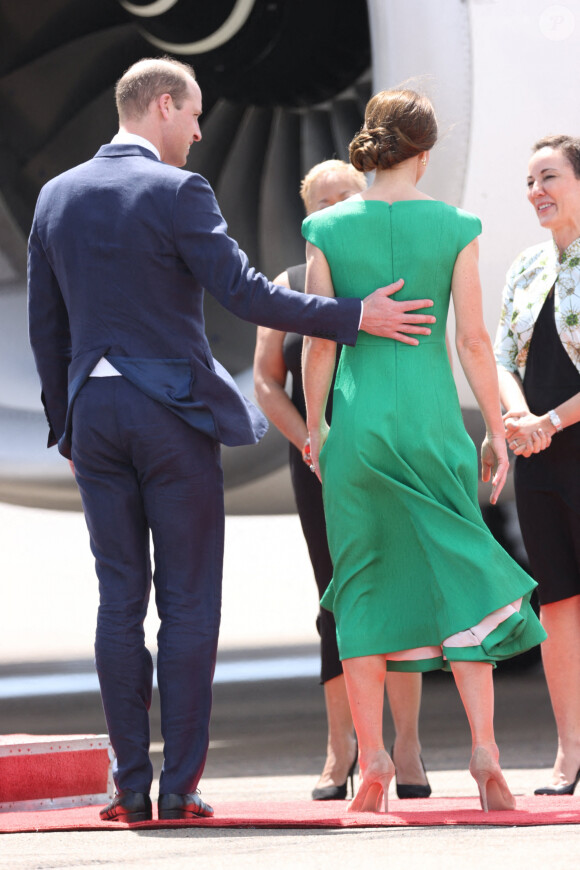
[300,159,366,213]
[115,57,196,122]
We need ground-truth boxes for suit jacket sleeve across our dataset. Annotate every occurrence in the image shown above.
[27,212,71,446]
[172,174,361,346]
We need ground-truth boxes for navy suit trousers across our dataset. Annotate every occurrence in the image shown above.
[71,377,224,795]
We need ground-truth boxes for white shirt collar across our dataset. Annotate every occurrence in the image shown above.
[110,131,160,161]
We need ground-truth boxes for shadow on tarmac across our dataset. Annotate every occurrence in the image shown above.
[0,645,555,782]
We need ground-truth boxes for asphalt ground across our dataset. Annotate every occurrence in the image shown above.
[2,652,579,870]
[1,506,579,868]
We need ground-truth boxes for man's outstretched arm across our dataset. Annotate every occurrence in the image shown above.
[176,175,435,346]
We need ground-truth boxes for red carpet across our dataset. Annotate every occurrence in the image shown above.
[0,734,112,813]
[2,796,580,833]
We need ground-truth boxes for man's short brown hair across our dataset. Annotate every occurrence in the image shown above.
[115,57,196,122]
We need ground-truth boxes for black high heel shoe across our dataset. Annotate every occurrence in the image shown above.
[312,746,358,801]
[391,745,432,799]
[534,768,580,796]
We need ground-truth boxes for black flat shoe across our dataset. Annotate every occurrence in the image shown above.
[391,745,432,799]
[99,790,152,823]
[312,747,358,801]
[158,791,214,819]
[534,768,580,796]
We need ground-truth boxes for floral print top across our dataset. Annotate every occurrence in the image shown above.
[494,236,580,376]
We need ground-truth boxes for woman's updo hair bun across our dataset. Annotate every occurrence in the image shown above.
[349,88,438,173]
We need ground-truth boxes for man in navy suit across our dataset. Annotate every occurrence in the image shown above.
[28,57,435,822]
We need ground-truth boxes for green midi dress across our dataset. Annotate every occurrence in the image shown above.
[302,199,547,671]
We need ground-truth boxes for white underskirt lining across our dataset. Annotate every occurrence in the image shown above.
[385,599,523,661]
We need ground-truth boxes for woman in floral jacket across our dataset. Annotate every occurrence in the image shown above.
[494,135,580,796]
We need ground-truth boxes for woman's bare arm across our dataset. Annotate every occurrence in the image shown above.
[452,238,508,503]
[253,270,310,452]
[302,242,338,480]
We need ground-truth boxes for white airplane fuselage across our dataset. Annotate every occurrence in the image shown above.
[0,0,578,510]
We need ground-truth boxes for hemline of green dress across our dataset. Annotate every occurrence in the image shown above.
[302,199,547,671]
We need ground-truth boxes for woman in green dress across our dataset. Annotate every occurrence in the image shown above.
[302,88,547,814]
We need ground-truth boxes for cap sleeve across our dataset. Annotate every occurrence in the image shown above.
[456,209,482,254]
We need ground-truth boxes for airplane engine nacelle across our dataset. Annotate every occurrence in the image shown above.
[0,0,577,511]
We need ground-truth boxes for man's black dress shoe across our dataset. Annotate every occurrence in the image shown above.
[158,791,214,819]
[99,790,152,823]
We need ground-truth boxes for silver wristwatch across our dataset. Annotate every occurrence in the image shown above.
[548,409,563,433]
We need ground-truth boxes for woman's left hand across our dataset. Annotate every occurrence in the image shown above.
[308,421,330,483]
[504,411,552,456]
[481,434,509,505]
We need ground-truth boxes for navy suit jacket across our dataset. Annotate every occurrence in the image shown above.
[28,144,361,458]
